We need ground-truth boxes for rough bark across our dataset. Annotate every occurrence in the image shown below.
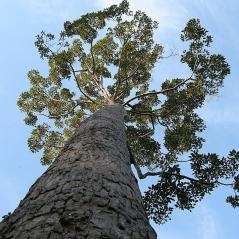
[0,104,157,239]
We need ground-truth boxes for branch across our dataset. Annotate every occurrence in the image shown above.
[176,159,192,163]
[83,41,111,101]
[123,74,194,106]
[114,58,151,101]
[126,109,156,116]
[90,40,96,74]
[159,48,178,59]
[114,84,129,102]
[125,104,169,129]
[134,164,233,187]
[69,64,96,104]
[46,143,64,149]
[135,167,233,186]
[128,144,233,187]
[127,142,144,179]
[125,124,152,138]
[123,55,199,106]
[113,40,128,99]
[74,69,89,73]
[37,104,78,119]
[91,73,111,100]
[114,65,141,100]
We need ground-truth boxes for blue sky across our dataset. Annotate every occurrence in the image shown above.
[0,1,239,238]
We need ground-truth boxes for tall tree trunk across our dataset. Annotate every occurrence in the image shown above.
[0,104,157,239]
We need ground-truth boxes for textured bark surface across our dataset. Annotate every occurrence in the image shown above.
[0,104,157,239]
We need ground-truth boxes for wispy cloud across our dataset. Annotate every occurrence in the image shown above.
[198,107,239,125]
[96,0,189,32]
[21,0,239,127]
[22,0,78,21]
[152,204,218,239]
[197,205,217,239]
[197,91,239,125]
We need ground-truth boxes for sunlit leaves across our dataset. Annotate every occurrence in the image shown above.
[181,18,212,47]
[41,131,64,165]
[92,35,118,66]
[181,19,230,95]
[27,123,64,164]
[35,31,55,59]
[70,39,84,58]
[159,78,206,153]
[60,88,74,100]
[24,112,38,126]
[48,50,74,84]
[64,0,130,42]
[28,123,50,153]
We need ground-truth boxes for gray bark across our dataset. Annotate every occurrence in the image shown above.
[0,104,157,239]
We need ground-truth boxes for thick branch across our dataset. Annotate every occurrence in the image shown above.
[123,55,199,106]
[69,64,96,104]
[125,103,161,116]
[113,40,128,99]
[90,40,96,74]
[91,73,111,100]
[74,69,88,73]
[84,42,111,101]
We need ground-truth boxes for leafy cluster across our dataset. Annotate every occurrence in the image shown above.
[17,1,239,224]
[144,150,239,223]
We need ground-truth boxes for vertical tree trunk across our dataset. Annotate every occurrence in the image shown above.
[0,104,157,239]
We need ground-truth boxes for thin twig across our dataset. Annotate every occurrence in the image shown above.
[37,103,79,119]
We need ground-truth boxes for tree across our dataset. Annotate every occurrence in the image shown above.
[1,0,239,237]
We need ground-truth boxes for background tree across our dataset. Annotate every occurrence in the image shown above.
[16,0,239,224]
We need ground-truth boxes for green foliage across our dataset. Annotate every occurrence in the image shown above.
[18,1,239,224]
[144,150,239,223]
[144,165,215,224]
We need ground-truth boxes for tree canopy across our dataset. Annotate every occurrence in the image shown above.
[17,0,239,224]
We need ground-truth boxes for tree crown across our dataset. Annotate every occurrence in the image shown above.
[17,0,239,223]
